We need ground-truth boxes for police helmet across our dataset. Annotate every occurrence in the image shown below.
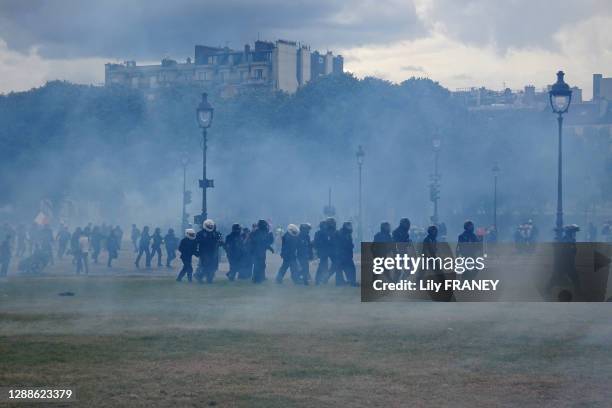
[203,219,215,232]
[287,224,299,236]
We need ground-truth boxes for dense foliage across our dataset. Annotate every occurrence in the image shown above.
[0,74,609,233]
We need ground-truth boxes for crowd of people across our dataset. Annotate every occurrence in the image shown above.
[1,217,612,284]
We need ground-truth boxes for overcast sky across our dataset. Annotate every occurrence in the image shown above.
[0,0,610,97]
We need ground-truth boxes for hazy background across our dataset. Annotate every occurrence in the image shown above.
[0,0,611,97]
[0,0,611,240]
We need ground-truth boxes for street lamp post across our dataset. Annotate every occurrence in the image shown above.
[356,145,365,243]
[180,154,190,233]
[492,163,500,232]
[195,93,214,227]
[430,139,441,226]
[548,71,572,241]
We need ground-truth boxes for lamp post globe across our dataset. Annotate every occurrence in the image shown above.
[356,145,365,166]
[432,138,441,151]
[549,71,572,115]
[196,93,214,129]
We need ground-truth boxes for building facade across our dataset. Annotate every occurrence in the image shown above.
[105,39,343,94]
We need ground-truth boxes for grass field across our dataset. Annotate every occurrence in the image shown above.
[1,250,612,407]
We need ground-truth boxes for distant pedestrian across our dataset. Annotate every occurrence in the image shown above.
[131,224,141,253]
[106,228,120,268]
[135,226,151,269]
[151,228,163,267]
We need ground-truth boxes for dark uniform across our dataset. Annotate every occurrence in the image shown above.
[135,226,151,269]
[373,222,392,243]
[225,224,244,281]
[164,229,179,268]
[177,231,198,282]
[457,221,481,280]
[195,223,223,283]
[315,219,336,284]
[276,226,300,284]
[249,220,274,284]
[240,228,253,280]
[297,224,313,285]
[334,222,358,286]
[392,218,411,242]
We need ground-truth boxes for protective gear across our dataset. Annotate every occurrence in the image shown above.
[463,220,475,232]
[185,229,196,239]
[287,224,299,236]
[342,221,353,233]
[203,219,215,232]
[373,222,392,243]
[392,219,411,243]
[257,219,269,231]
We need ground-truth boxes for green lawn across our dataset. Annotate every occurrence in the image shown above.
[1,252,611,407]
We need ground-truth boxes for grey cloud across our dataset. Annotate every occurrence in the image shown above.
[451,73,472,80]
[0,0,427,60]
[423,0,612,52]
[400,65,425,72]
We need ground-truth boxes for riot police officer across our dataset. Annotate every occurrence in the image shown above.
[195,219,224,283]
[276,224,300,284]
[313,221,331,285]
[334,222,358,287]
[297,223,313,285]
[249,220,274,284]
[374,222,392,242]
[392,218,411,242]
[177,229,198,282]
[225,224,244,281]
